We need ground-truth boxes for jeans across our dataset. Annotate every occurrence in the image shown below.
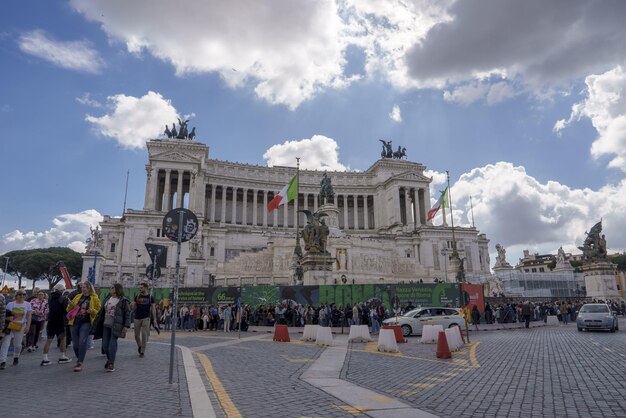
[71,322,91,363]
[371,318,380,334]
[102,327,118,364]
[0,330,25,362]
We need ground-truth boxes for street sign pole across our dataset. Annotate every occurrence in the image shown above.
[168,210,184,385]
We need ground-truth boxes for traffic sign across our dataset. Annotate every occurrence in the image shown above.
[162,208,199,242]
[1,285,9,294]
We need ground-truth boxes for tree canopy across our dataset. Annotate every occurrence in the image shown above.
[1,247,82,290]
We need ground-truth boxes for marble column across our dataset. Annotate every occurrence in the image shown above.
[353,195,359,230]
[163,169,171,211]
[313,194,318,212]
[210,185,216,222]
[176,170,184,208]
[405,188,413,228]
[242,188,248,225]
[343,194,349,229]
[252,189,258,226]
[221,186,227,224]
[231,187,238,224]
[263,191,268,226]
[363,195,369,230]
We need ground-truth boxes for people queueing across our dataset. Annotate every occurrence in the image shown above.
[41,283,72,366]
[132,282,157,357]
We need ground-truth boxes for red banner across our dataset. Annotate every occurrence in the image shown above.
[59,262,72,289]
[461,283,484,311]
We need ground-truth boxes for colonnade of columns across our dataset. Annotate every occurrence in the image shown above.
[398,186,428,228]
[152,169,191,211]
[203,185,377,230]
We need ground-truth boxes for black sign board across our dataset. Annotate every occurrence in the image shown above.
[162,208,199,242]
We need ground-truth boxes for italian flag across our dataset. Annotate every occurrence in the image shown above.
[267,175,298,212]
[427,186,449,221]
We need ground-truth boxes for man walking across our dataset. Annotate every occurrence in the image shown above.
[132,282,156,357]
[522,301,533,329]
[41,284,72,365]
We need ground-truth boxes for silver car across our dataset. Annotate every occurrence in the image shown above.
[576,303,619,332]
[382,307,465,337]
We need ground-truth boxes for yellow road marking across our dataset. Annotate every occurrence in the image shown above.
[194,352,242,418]
[387,389,419,395]
[408,383,435,389]
[333,405,368,414]
[468,341,480,368]
[427,377,451,382]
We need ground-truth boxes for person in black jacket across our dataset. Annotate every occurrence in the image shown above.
[41,284,72,366]
[91,283,131,372]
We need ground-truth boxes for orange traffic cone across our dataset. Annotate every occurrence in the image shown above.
[436,330,452,359]
[273,324,290,342]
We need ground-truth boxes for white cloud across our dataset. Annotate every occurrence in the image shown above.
[0,209,103,254]
[263,135,348,171]
[554,66,626,171]
[85,91,179,149]
[389,104,402,122]
[71,0,356,110]
[444,81,517,105]
[76,92,102,108]
[17,29,104,74]
[442,162,626,266]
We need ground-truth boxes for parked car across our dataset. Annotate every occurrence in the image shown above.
[382,307,465,337]
[576,303,619,332]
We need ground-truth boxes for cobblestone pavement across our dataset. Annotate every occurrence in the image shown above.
[345,325,626,418]
[2,334,191,418]
[4,324,624,417]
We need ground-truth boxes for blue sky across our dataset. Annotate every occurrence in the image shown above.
[1,0,626,271]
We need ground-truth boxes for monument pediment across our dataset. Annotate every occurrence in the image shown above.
[152,151,199,163]
[392,171,431,183]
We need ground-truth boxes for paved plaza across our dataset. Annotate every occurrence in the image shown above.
[3,324,625,417]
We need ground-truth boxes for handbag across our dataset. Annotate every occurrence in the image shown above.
[66,305,80,321]
[7,321,22,332]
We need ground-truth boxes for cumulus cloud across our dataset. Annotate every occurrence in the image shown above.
[17,29,105,74]
[71,0,355,109]
[554,66,626,171]
[0,210,103,254]
[85,91,179,149]
[444,81,518,106]
[440,162,626,266]
[389,104,402,122]
[405,0,626,94]
[263,135,348,171]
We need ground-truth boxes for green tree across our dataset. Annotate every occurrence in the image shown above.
[610,254,626,271]
[0,247,82,290]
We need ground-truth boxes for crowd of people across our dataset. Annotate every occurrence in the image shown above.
[0,281,157,372]
[3,283,624,373]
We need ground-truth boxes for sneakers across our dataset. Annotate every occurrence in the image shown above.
[0,362,5,370]
[13,358,19,366]
[139,352,145,357]
[106,363,115,372]
[104,360,111,369]
[58,357,72,364]
[73,363,82,372]
[138,346,144,357]
[41,360,51,366]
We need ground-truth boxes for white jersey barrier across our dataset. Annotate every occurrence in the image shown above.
[546,316,559,326]
[420,324,444,344]
[377,328,399,353]
[315,326,334,346]
[445,327,463,351]
[348,325,372,343]
[301,324,319,342]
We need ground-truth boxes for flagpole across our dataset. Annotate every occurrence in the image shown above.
[294,157,302,258]
[470,196,475,228]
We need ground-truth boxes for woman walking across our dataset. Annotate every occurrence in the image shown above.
[0,290,32,369]
[27,290,48,352]
[67,282,101,372]
[92,284,131,372]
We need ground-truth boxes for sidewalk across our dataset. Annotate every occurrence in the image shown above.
[1,335,192,418]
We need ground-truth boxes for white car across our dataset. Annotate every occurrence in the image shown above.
[382,307,466,337]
